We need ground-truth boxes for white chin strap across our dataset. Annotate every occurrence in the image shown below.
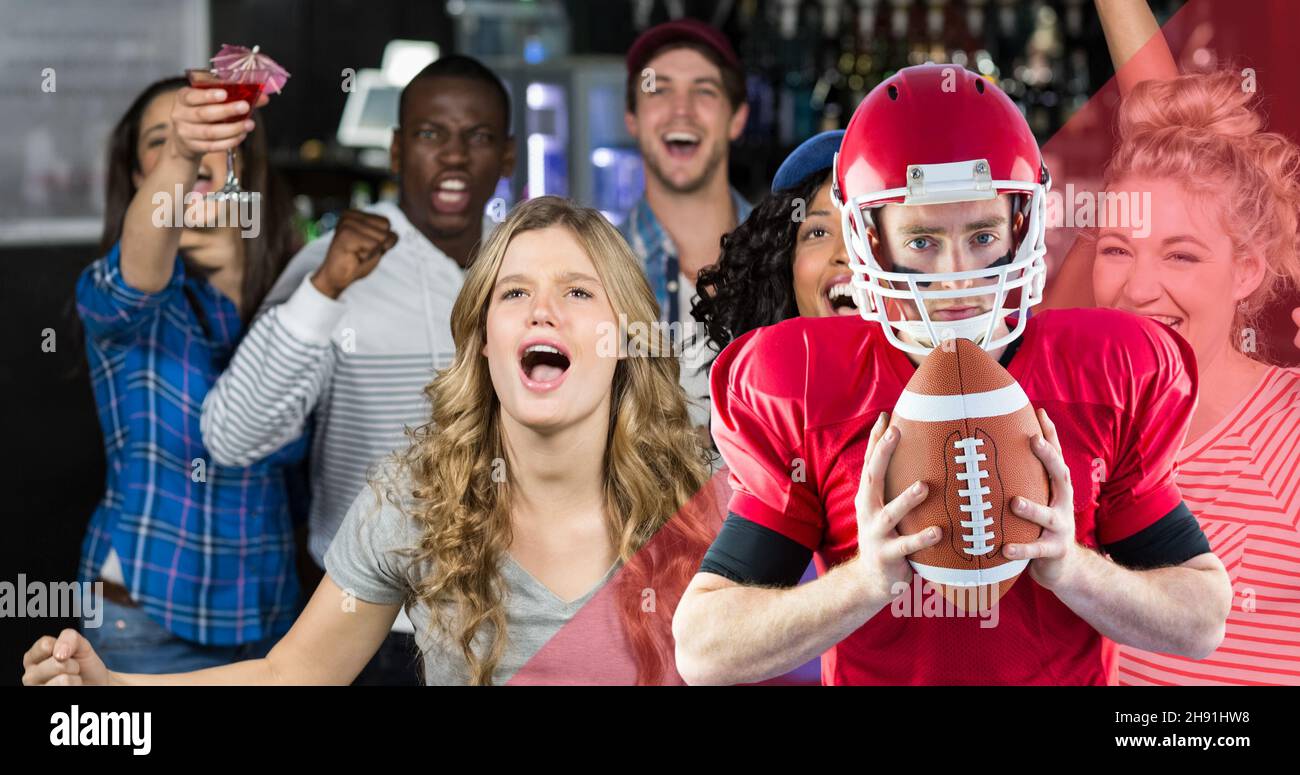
[893,309,1001,350]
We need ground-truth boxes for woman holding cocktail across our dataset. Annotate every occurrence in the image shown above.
[72,71,303,674]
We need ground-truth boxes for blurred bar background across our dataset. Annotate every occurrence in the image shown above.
[0,0,1202,683]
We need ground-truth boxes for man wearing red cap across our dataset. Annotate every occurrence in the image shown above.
[622,19,751,434]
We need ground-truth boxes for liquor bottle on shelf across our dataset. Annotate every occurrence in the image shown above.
[810,0,849,129]
[945,0,989,72]
[738,0,779,146]
[1019,2,1066,138]
[920,0,949,64]
[1059,0,1093,115]
[780,0,820,145]
[820,0,845,40]
[966,0,990,41]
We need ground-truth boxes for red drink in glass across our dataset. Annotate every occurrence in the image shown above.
[188,80,265,106]
[185,68,269,201]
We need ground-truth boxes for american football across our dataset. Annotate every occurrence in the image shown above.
[884,337,1049,610]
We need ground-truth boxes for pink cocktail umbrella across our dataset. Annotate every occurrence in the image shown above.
[209,44,291,94]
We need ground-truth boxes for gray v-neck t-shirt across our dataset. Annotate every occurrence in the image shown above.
[324,465,630,685]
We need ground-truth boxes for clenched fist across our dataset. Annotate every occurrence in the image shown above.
[310,211,400,299]
[22,629,112,686]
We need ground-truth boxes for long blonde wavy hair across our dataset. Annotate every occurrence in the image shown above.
[390,196,716,684]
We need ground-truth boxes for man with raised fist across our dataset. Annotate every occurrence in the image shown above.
[200,55,515,684]
[306,210,399,300]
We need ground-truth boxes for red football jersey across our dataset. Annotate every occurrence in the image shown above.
[709,308,1198,685]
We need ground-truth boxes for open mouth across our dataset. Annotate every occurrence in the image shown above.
[192,168,214,196]
[518,340,572,391]
[1143,314,1183,331]
[662,130,701,160]
[432,174,471,215]
[825,280,860,316]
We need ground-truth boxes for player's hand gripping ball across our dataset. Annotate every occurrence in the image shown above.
[884,338,1049,610]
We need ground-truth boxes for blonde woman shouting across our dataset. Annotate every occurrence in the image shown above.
[24,197,721,686]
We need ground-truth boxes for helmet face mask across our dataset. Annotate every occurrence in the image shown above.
[832,65,1050,357]
[841,179,1048,355]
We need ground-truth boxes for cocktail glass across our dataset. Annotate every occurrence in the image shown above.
[185,67,267,203]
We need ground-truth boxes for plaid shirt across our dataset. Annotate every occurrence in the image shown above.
[76,243,307,645]
[621,188,753,324]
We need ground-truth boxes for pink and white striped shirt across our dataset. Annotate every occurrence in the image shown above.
[1119,365,1300,685]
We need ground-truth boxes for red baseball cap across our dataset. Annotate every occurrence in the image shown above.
[626,18,742,76]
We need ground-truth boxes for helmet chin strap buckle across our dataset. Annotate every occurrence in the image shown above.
[904,159,995,205]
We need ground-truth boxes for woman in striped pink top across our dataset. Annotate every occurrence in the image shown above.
[1091,71,1300,684]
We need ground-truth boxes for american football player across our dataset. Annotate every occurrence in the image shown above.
[672,64,1232,685]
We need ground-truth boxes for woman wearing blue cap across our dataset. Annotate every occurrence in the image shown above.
[693,130,850,355]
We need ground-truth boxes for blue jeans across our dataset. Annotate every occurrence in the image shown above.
[83,599,279,675]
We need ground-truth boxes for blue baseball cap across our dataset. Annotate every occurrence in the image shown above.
[771,129,844,193]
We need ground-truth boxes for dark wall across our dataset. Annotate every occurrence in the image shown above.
[209,0,454,153]
[0,243,106,685]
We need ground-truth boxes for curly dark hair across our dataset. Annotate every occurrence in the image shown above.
[692,171,829,358]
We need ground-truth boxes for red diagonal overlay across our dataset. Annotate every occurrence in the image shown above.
[1042,0,1300,363]
[508,470,730,685]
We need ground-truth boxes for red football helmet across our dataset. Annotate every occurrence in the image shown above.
[833,64,1051,355]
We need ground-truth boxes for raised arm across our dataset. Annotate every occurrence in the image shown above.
[77,87,264,344]
[1041,2,1179,311]
[199,210,398,466]
[1095,0,1178,95]
[199,267,340,466]
[121,85,261,293]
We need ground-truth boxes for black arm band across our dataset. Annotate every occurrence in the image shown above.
[699,513,813,588]
[1101,501,1212,570]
